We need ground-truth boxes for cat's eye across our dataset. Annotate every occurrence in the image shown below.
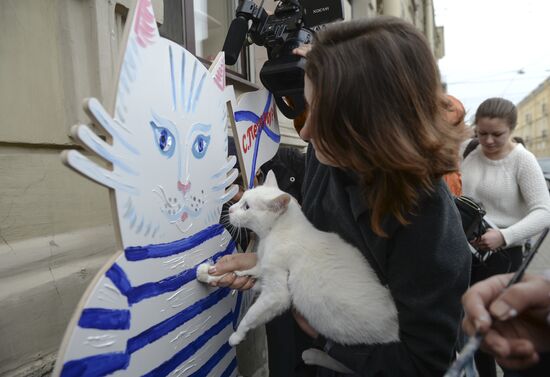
[192,134,211,159]
[150,121,176,158]
[243,202,249,210]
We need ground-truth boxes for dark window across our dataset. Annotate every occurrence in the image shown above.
[160,0,248,78]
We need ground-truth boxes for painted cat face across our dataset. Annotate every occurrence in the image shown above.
[66,3,237,247]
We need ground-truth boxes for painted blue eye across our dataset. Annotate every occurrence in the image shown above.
[150,121,176,158]
[192,134,210,159]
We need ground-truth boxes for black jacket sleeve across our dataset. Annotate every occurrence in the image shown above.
[326,184,471,376]
[302,149,471,376]
[513,352,550,377]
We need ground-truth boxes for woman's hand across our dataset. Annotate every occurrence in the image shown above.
[292,44,312,58]
[462,272,550,370]
[207,253,258,290]
[471,228,505,251]
[292,308,319,339]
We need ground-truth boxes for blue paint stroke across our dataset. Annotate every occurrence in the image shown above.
[125,240,235,305]
[188,342,233,377]
[142,311,233,377]
[169,46,177,111]
[107,239,235,305]
[180,50,186,111]
[67,151,139,195]
[127,288,231,354]
[220,357,238,377]
[83,133,137,175]
[64,292,233,376]
[249,93,276,188]
[234,93,280,188]
[234,110,258,123]
[187,60,198,113]
[191,73,207,113]
[190,123,211,134]
[60,352,130,377]
[88,99,140,156]
[128,267,196,305]
[125,224,224,261]
[78,308,131,330]
[105,263,132,296]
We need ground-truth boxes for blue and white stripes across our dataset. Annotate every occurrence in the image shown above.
[61,225,238,377]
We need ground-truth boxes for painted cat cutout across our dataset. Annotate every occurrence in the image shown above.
[55,0,242,376]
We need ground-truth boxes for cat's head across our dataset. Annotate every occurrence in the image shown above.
[228,171,292,236]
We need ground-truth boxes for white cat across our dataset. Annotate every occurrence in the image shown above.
[198,170,399,373]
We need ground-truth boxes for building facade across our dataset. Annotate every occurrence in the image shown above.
[515,77,550,157]
[0,1,441,375]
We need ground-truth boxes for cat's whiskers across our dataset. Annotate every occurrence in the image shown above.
[220,214,237,238]
[153,186,178,208]
[175,220,192,233]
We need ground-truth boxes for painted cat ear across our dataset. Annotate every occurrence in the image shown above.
[132,0,159,47]
[264,170,279,188]
[268,194,291,213]
[209,52,226,91]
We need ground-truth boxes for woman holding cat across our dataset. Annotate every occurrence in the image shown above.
[208,17,471,376]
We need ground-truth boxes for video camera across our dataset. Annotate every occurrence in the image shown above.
[223,0,344,118]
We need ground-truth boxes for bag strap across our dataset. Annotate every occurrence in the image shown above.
[463,138,479,160]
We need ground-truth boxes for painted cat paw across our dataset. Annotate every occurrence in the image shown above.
[196,263,212,283]
[228,332,245,346]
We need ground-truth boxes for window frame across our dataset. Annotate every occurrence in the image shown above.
[159,0,250,81]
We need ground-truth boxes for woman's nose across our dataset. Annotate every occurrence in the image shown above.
[299,118,311,141]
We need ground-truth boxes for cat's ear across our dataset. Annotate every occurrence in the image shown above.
[130,0,160,48]
[264,170,279,188]
[268,194,291,213]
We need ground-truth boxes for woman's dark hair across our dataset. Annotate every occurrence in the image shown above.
[474,97,517,130]
[305,16,467,236]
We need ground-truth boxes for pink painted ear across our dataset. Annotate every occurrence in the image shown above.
[209,52,226,91]
[268,194,290,213]
[133,0,159,48]
[264,170,279,188]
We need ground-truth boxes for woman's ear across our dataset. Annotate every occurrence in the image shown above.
[263,170,279,188]
[268,194,290,213]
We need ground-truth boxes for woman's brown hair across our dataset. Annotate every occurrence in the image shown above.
[474,97,517,131]
[305,17,467,236]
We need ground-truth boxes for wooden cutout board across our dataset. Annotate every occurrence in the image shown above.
[55,0,244,375]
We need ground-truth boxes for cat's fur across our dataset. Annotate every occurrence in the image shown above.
[198,171,399,373]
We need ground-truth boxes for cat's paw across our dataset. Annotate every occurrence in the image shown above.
[196,263,212,283]
[228,331,245,346]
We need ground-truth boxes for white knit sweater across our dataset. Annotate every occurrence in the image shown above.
[461,143,550,247]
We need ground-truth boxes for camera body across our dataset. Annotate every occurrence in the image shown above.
[224,0,344,118]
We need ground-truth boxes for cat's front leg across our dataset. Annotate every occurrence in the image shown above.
[196,262,261,284]
[234,264,261,278]
[229,273,290,346]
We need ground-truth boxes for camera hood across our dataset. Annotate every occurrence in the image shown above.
[259,55,306,119]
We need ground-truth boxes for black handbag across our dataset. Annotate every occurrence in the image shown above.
[454,195,487,241]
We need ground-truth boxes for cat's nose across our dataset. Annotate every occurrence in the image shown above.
[177,180,191,194]
[228,206,235,214]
